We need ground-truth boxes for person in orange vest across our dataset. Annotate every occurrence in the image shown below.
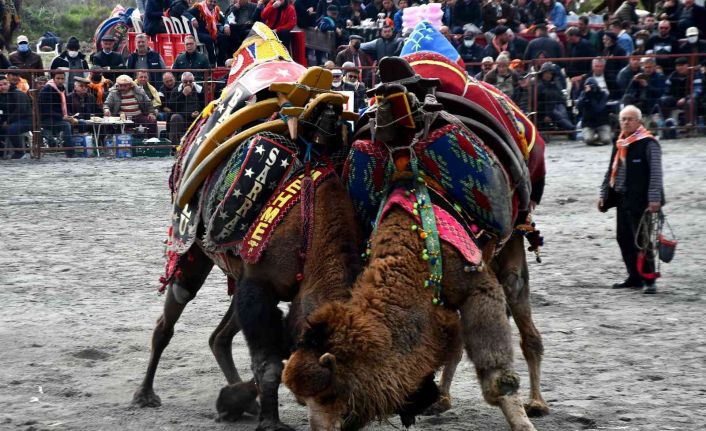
[86,66,113,106]
[6,67,30,93]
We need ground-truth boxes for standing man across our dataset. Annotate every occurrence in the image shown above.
[172,35,211,82]
[126,34,167,86]
[598,105,664,294]
[222,0,260,63]
[0,74,32,159]
[9,35,43,82]
[90,35,125,82]
[50,36,89,93]
[189,0,229,66]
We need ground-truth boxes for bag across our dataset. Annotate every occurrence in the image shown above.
[657,212,677,263]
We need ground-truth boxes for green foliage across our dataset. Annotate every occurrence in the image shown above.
[20,0,113,47]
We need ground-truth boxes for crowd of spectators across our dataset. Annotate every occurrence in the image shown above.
[4,0,706,158]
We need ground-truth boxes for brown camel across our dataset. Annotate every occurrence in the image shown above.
[132,96,363,431]
[282,77,539,430]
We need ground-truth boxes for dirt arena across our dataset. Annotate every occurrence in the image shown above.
[1,137,705,431]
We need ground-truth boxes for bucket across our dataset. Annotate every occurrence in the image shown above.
[658,234,677,263]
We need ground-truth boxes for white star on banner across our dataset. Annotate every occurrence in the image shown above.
[234,188,242,197]
[255,145,265,155]
[244,168,254,178]
[280,158,289,168]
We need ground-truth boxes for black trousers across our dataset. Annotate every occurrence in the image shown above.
[616,198,655,285]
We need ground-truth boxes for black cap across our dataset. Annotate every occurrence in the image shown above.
[349,34,364,41]
[101,34,117,41]
[675,57,689,65]
[327,4,339,12]
[73,76,91,84]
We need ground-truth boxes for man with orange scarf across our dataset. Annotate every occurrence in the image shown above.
[39,69,77,157]
[598,105,665,294]
[189,0,229,66]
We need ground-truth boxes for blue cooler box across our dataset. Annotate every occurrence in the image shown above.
[106,134,133,158]
[71,135,95,157]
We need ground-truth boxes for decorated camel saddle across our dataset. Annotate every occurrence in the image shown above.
[164,23,357,266]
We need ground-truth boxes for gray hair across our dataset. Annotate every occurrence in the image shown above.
[641,56,656,65]
[592,58,606,66]
[181,71,194,82]
[620,105,643,121]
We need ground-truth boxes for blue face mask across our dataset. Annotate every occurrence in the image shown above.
[18,44,29,53]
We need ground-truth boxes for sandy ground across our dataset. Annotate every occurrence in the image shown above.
[1,137,705,431]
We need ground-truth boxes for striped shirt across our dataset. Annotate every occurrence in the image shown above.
[119,90,140,119]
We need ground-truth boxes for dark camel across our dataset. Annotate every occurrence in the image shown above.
[132,104,362,431]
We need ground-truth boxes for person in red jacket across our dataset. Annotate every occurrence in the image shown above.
[259,0,297,50]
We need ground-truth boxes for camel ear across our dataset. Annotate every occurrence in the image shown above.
[318,352,337,372]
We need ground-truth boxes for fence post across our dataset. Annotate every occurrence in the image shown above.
[28,87,42,160]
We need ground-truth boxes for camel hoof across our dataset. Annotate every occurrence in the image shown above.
[256,420,296,431]
[216,380,258,422]
[132,386,162,408]
[421,396,452,416]
[524,400,550,417]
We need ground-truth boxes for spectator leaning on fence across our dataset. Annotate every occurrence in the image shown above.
[0,74,32,159]
[39,69,77,158]
[50,36,89,93]
[103,74,158,138]
[173,35,211,82]
[9,35,43,82]
[126,34,166,86]
[90,35,124,83]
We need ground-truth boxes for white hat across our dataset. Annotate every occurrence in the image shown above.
[481,56,494,64]
[686,27,699,37]
[17,35,29,44]
[116,74,134,84]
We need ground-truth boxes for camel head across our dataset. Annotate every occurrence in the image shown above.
[283,300,394,430]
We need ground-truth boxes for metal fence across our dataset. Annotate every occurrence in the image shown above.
[2,52,705,160]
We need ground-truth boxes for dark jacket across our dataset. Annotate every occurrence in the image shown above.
[616,64,640,100]
[340,5,369,26]
[481,1,514,32]
[646,34,678,74]
[524,35,563,60]
[0,88,31,124]
[536,77,565,118]
[90,50,125,82]
[159,83,181,112]
[172,51,211,81]
[168,0,195,20]
[452,0,482,29]
[601,137,664,211]
[144,0,168,36]
[341,80,367,112]
[565,39,597,78]
[622,71,666,113]
[576,79,610,128]
[39,83,68,125]
[458,41,485,74]
[126,49,166,86]
[294,0,318,28]
[9,51,44,80]
[172,84,205,117]
[224,1,259,29]
[67,92,101,119]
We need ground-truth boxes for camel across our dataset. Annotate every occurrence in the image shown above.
[133,25,363,431]
[282,62,540,431]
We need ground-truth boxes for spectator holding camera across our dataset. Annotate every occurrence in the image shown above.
[576,77,612,146]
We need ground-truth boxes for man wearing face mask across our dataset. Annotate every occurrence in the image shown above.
[678,27,706,65]
[50,37,89,93]
[336,35,372,82]
[9,35,43,82]
[341,62,367,111]
[457,30,484,75]
[90,35,125,82]
[331,69,344,90]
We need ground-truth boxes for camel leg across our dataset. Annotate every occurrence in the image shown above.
[133,246,213,407]
[459,269,536,431]
[422,331,463,415]
[211,291,259,420]
[496,235,549,417]
[219,276,293,431]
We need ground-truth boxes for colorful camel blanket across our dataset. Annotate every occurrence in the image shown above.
[344,123,514,238]
[381,189,482,265]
